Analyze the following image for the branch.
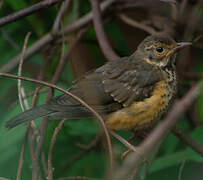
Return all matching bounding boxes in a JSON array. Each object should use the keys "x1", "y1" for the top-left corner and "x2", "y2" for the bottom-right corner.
[
  {"x1": 0, "y1": 0, "x2": 63, "y2": 27},
  {"x1": 0, "y1": 73, "x2": 114, "y2": 172},
  {"x1": 90, "y1": 0, "x2": 119, "y2": 61},
  {"x1": 112, "y1": 82, "x2": 202, "y2": 180},
  {"x1": 172, "y1": 126, "x2": 203, "y2": 156},
  {"x1": 0, "y1": 0, "x2": 116, "y2": 73},
  {"x1": 33, "y1": 28, "x2": 90, "y2": 179},
  {"x1": 61, "y1": 0, "x2": 116, "y2": 35},
  {"x1": 48, "y1": 118, "x2": 67, "y2": 180},
  {"x1": 118, "y1": 13, "x2": 157, "y2": 35},
  {"x1": 0, "y1": 33, "x2": 53, "y2": 73},
  {"x1": 52, "y1": 0, "x2": 72, "y2": 33},
  {"x1": 16, "y1": 32, "x2": 31, "y2": 180},
  {"x1": 64, "y1": 135, "x2": 101, "y2": 170}
]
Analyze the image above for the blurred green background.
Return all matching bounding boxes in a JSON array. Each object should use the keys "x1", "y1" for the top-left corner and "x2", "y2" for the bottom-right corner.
[{"x1": 0, "y1": 0, "x2": 203, "y2": 179}]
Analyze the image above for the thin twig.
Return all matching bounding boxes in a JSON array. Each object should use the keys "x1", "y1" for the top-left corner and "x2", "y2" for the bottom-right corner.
[
  {"x1": 90, "y1": 0, "x2": 119, "y2": 61},
  {"x1": 178, "y1": 159, "x2": 186, "y2": 180},
  {"x1": 52, "y1": 27, "x2": 89, "y2": 84},
  {"x1": 16, "y1": 32, "x2": 31, "y2": 180},
  {"x1": 64, "y1": 135, "x2": 101, "y2": 170},
  {"x1": 110, "y1": 131, "x2": 137, "y2": 153},
  {"x1": 0, "y1": 33, "x2": 53, "y2": 73},
  {"x1": 0, "y1": 0, "x2": 116, "y2": 73},
  {"x1": 112, "y1": 82, "x2": 202, "y2": 180},
  {"x1": 34, "y1": 27, "x2": 90, "y2": 179},
  {"x1": 193, "y1": 34, "x2": 203, "y2": 43},
  {"x1": 33, "y1": 45, "x2": 64, "y2": 180},
  {"x1": 52, "y1": 0, "x2": 71, "y2": 33},
  {"x1": 48, "y1": 118, "x2": 68, "y2": 180},
  {"x1": 172, "y1": 126, "x2": 203, "y2": 156},
  {"x1": 118, "y1": 14, "x2": 157, "y2": 35},
  {"x1": 0, "y1": 27, "x2": 20, "y2": 50},
  {"x1": 0, "y1": 73, "x2": 113, "y2": 174},
  {"x1": 31, "y1": 49, "x2": 55, "y2": 180},
  {"x1": 18, "y1": 32, "x2": 31, "y2": 111},
  {"x1": 61, "y1": 0, "x2": 116, "y2": 35},
  {"x1": 0, "y1": 0, "x2": 63, "y2": 27},
  {"x1": 41, "y1": 152, "x2": 48, "y2": 176},
  {"x1": 16, "y1": 130, "x2": 29, "y2": 180}
]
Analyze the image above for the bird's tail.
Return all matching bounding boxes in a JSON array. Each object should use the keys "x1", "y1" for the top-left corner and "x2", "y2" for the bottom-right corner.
[{"x1": 5, "y1": 104, "x2": 91, "y2": 129}]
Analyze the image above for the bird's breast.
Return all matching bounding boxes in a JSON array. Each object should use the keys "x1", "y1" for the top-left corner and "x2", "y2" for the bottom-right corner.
[{"x1": 106, "y1": 80, "x2": 176, "y2": 130}]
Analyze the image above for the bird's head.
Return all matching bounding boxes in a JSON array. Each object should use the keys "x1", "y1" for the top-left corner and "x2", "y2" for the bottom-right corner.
[{"x1": 137, "y1": 35, "x2": 192, "y2": 69}]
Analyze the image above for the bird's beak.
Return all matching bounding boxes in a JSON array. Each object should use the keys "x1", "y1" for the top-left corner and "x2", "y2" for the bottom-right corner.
[{"x1": 165, "y1": 42, "x2": 192, "y2": 58}]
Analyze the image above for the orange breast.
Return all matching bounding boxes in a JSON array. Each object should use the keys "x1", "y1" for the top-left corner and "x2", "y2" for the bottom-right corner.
[{"x1": 106, "y1": 80, "x2": 171, "y2": 130}]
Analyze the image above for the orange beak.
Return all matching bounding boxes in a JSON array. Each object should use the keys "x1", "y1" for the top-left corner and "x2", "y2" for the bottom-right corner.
[{"x1": 165, "y1": 42, "x2": 192, "y2": 58}]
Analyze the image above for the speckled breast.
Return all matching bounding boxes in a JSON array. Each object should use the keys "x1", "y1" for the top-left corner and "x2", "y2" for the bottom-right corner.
[{"x1": 106, "y1": 76, "x2": 177, "y2": 130}]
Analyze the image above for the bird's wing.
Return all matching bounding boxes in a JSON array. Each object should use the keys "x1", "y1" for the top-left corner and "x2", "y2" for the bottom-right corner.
[
  {"x1": 95, "y1": 58, "x2": 163, "y2": 107},
  {"x1": 47, "y1": 57, "x2": 162, "y2": 114}
]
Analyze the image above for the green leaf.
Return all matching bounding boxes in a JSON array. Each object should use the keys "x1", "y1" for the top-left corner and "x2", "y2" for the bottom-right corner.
[
  {"x1": 7, "y1": 0, "x2": 27, "y2": 10},
  {"x1": 161, "y1": 133, "x2": 179, "y2": 155}
]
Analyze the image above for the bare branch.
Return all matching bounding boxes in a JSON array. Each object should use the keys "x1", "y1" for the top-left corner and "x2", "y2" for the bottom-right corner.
[
  {"x1": 112, "y1": 82, "x2": 202, "y2": 180},
  {"x1": 90, "y1": 0, "x2": 119, "y2": 61},
  {"x1": 61, "y1": 0, "x2": 116, "y2": 35},
  {"x1": 16, "y1": 131, "x2": 29, "y2": 180},
  {"x1": 0, "y1": 73, "x2": 114, "y2": 173},
  {"x1": 118, "y1": 14, "x2": 157, "y2": 35},
  {"x1": 0, "y1": 0, "x2": 116, "y2": 73},
  {"x1": 18, "y1": 32, "x2": 31, "y2": 111},
  {"x1": 52, "y1": 0, "x2": 72, "y2": 33},
  {"x1": 0, "y1": 0, "x2": 64, "y2": 27},
  {"x1": 33, "y1": 27, "x2": 90, "y2": 179},
  {"x1": 16, "y1": 32, "x2": 31, "y2": 180},
  {"x1": 0, "y1": 28, "x2": 20, "y2": 50},
  {"x1": 172, "y1": 126, "x2": 203, "y2": 156},
  {"x1": 48, "y1": 118, "x2": 68, "y2": 180},
  {"x1": 178, "y1": 159, "x2": 186, "y2": 180},
  {"x1": 0, "y1": 33, "x2": 53, "y2": 73}
]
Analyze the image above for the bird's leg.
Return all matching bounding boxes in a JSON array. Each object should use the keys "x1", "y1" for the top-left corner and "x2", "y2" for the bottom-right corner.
[
  {"x1": 121, "y1": 149, "x2": 132, "y2": 159},
  {"x1": 128, "y1": 129, "x2": 149, "y2": 142},
  {"x1": 110, "y1": 131, "x2": 148, "y2": 162},
  {"x1": 120, "y1": 131, "x2": 138, "y2": 158},
  {"x1": 128, "y1": 130, "x2": 138, "y2": 142},
  {"x1": 122, "y1": 129, "x2": 150, "y2": 158}
]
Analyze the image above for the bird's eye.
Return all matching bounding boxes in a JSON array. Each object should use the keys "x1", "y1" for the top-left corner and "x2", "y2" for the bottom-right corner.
[{"x1": 156, "y1": 47, "x2": 164, "y2": 53}]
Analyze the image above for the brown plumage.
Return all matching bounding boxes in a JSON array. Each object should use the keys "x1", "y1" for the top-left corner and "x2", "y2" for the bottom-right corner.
[{"x1": 6, "y1": 35, "x2": 191, "y2": 130}]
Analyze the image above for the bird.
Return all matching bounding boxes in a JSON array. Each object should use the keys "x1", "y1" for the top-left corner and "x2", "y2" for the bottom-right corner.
[{"x1": 5, "y1": 34, "x2": 191, "y2": 131}]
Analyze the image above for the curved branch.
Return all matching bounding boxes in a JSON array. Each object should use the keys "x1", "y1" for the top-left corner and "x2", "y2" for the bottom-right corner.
[
  {"x1": 90, "y1": 0, "x2": 119, "y2": 61},
  {"x1": 118, "y1": 14, "x2": 157, "y2": 35},
  {"x1": 0, "y1": 0, "x2": 116, "y2": 73},
  {"x1": 0, "y1": 72, "x2": 114, "y2": 172},
  {"x1": 172, "y1": 126, "x2": 203, "y2": 156},
  {"x1": 0, "y1": 0, "x2": 64, "y2": 27},
  {"x1": 112, "y1": 82, "x2": 202, "y2": 180}
]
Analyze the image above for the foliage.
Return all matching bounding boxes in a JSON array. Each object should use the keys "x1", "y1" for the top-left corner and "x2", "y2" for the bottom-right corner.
[{"x1": 0, "y1": 0, "x2": 203, "y2": 180}]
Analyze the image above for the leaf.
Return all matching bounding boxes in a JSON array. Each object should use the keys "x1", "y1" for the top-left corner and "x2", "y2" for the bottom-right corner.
[
  {"x1": 161, "y1": 133, "x2": 179, "y2": 155},
  {"x1": 150, "y1": 149, "x2": 203, "y2": 173},
  {"x1": 7, "y1": 0, "x2": 27, "y2": 10}
]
